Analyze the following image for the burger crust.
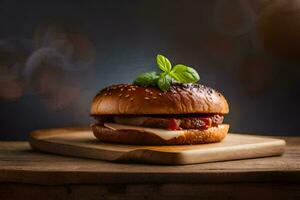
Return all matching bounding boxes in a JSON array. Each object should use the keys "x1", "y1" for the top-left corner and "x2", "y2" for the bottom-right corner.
[
  {"x1": 91, "y1": 124, "x2": 229, "y2": 145},
  {"x1": 91, "y1": 84, "x2": 229, "y2": 115}
]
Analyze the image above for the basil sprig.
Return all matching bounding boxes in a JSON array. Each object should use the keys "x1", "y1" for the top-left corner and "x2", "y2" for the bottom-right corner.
[
  {"x1": 133, "y1": 71, "x2": 159, "y2": 86},
  {"x1": 134, "y1": 54, "x2": 200, "y2": 92}
]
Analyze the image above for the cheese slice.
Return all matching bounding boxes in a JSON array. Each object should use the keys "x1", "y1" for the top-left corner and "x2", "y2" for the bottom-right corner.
[{"x1": 104, "y1": 123, "x2": 187, "y2": 141}]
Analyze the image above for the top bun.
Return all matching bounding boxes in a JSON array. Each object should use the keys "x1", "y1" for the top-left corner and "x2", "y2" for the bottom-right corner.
[{"x1": 91, "y1": 83, "x2": 229, "y2": 115}]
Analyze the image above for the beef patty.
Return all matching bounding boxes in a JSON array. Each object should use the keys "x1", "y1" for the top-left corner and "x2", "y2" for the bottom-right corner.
[{"x1": 96, "y1": 114, "x2": 224, "y2": 130}]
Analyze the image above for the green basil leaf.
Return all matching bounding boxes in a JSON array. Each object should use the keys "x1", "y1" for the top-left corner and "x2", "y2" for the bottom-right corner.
[
  {"x1": 133, "y1": 55, "x2": 201, "y2": 92},
  {"x1": 157, "y1": 74, "x2": 172, "y2": 92},
  {"x1": 133, "y1": 71, "x2": 159, "y2": 86},
  {"x1": 156, "y1": 54, "x2": 172, "y2": 72},
  {"x1": 170, "y1": 64, "x2": 200, "y2": 83}
]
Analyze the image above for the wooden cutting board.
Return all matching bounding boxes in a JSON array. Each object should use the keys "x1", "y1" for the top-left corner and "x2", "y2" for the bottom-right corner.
[{"x1": 29, "y1": 127, "x2": 286, "y2": 165}]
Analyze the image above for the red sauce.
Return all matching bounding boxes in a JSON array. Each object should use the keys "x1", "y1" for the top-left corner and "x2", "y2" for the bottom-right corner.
[{"x1": 168, "y1": 119, "x2": 180, "y2": 130}]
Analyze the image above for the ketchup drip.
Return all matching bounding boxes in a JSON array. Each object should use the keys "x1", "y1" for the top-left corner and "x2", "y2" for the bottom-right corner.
[{"x1": 168, "y1": 119, "x2": 180, "y2": 130}]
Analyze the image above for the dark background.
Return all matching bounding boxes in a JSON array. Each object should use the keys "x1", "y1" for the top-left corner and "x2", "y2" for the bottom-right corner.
[{"x1": 0, "y1": 0, "x2": 299, "y2": 140}]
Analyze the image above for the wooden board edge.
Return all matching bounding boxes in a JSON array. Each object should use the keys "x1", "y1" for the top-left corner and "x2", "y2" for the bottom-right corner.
[
  {"x1": 29, "y1": 134, "x2": 124, "y2": 161},
  {"x1": 115, "y1": 139, "x2": 286, "y2": 165},
  {"x1": 30, "y1": 127, "x2": 90, "y2": 139}
]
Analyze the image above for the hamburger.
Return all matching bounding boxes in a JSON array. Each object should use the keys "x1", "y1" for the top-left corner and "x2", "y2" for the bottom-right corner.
[{"x1": 90, "y1": 55, "x2": 229, "y2": 145}]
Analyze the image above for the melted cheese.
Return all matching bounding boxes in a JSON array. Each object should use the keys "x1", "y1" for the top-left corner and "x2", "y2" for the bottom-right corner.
[{"x1": 104, "y1": 123, "x2": 186, "y2": 141}]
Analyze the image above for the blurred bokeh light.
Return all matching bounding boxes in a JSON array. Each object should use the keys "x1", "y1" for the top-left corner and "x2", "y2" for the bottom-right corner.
[
  {"x1": 0, "y1": 39, "x2": 27, "y2": 100},
  {"x1": 257, "y1": 0, "x2": 300, "y2": 59}
]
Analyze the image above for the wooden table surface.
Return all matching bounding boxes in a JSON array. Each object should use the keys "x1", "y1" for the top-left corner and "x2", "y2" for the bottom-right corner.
[{"x1": 1, "y1": 136, "x2": 300, "y2": 200}]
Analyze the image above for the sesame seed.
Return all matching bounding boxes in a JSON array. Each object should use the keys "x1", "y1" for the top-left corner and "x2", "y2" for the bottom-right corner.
[
  {"x1": 104, "y1": 93, "x2": 107, "y2": 96},
  {"x1": 121, "y1": 88, "x2": 124, "y2": 91},
  {"x1": 119, "y1": 93, "x2": 123, "y2": 97},
  {"x1": 128, "y1": 89, "x2": 132, "y2": 91},
  {"x1": 130, "y1": 98, "x2": 134, "y2": 101},
  {"x1": 158, "y1": 93, "x2": 162, "y2": 96},
  {"x1": 132, "y1": 88, "x2": 136, "y2": 91},
  {"x1": 152, "y1": 96, "x2": 157, "y2": 99},
  {"x1": 145, "y1": 97, "x2": 150, "y2": 100},
  {"x1": 145, "y1": 89, "x2": 150, "y2": 92},
  {"x1": 150, "y1": 92, "x2": 153, "y2": 95},
  {"x1": 125, "y1": 94, "x2": 130, "y2": 98}
]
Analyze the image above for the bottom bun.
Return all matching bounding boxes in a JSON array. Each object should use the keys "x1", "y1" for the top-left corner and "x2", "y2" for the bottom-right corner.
[{"x1": 91, "y1": 124, "x2": 229, "y2": 145}]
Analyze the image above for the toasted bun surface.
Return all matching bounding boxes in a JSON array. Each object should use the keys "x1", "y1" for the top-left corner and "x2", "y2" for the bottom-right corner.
[
  {"x1": 91, "y1": 84, "x2": 229, "y2": 115},
  {"x1": 91, "y1": 124, "x2": 229, "y2": 145}
]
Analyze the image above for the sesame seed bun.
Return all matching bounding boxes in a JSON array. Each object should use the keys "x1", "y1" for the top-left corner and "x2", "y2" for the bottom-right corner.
[
  {"x1": 91, "y1": 83, "x2": 229, "y2": 115},
  {"x1": 90, "y1": 83, "x2": 229, "y2": 145},
  {"x1": 91, "y1": 123, "x2": 229, "y2": 145}
]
